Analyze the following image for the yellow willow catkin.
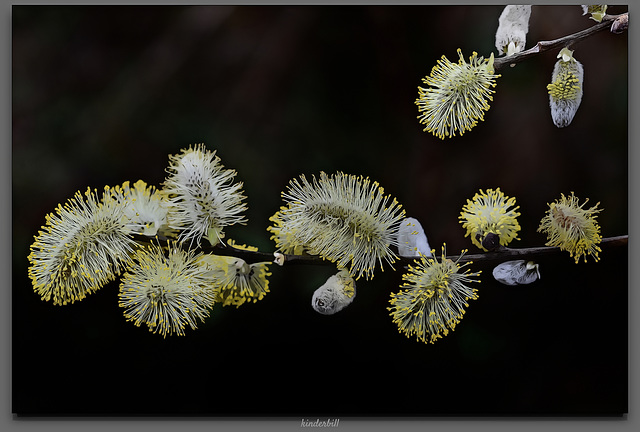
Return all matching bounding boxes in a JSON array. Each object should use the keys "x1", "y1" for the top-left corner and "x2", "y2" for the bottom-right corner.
[{"x1": 416, "y1": 49, "x2": 500, "y2": 139}]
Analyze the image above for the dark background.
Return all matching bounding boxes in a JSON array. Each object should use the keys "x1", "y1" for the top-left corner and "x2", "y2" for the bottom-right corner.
[{"x1": 12, "y1": 5, "x2": 628, "y2": 416}]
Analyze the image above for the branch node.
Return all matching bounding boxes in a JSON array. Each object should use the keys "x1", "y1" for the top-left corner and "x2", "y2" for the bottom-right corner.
[{"x1": 611, "y1": 13, "x2": 629, "y2": 34}]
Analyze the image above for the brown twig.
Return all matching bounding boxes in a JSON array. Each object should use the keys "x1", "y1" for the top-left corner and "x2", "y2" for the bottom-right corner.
[
  {"x1": 493, "y1": 12, "x2": 628, "y2": 72},
  {"x1": 440, "y1": 234, "x2": 628, "y2": 265},
  {"x1": 134, "y1": 233, "x2": 628, "y2": 269}
]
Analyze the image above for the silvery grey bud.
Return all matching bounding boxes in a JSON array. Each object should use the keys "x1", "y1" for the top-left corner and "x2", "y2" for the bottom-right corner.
[
  {"x1": 311, "y1": 270, "x2": 356, "y2": 315},
  {"x1": 547, "y1": 48, "x2": 584, "y2": 128},
  {"x1": 492, "y1": 260, "x2": 540, "y2": 286},
  {"x1": 495, "y1": 5, "x2": 532, "y2": 56},
  {"x1": 396, "y1": 217, "x2": 432, "y2": 258}
]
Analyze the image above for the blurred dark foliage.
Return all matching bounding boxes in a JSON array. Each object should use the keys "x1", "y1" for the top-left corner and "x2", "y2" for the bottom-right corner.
[{"x1": 12, "y1": 5, "x2": 627, "y2": 416}]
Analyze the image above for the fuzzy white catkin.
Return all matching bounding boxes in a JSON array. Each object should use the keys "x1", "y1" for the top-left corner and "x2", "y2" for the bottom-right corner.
[
  {"x1": 396, "y1": 217, "x2": 432, "y2": 258},
  {"x1": 548, "y1": 50, "x2": 584, "y2": 128},
  {"x1": 311, "y1": 270, "x2": 356, "y2": 315},
  {"x1": 495, "y1": 5, "x2": 532, "y2": 56},
  {"x1": 492, "y1": 260, "x2": 540, "y2": 286}
]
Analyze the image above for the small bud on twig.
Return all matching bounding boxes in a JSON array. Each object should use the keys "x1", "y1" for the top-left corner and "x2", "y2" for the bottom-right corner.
[
  {"x1": 481, "y1": 232, "x2": 502, "y2": 252},
  {"x1": 273, "y1": 252, "x2": 285, "y2": 266},
  {"x1": 611, "y1": 13, "x2": 628, "y2": 34}
]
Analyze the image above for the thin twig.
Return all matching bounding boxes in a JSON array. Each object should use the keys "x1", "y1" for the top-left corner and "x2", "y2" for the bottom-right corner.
[
  {"x1": 493, "y1": 13, "x2": 628, "y2": 72},
  {"x1": 134, "y1": 234, "x2": 628, "y2": 269},
  {"x1": 441, "y1": 234, "x2": 628, "y2": 266}
]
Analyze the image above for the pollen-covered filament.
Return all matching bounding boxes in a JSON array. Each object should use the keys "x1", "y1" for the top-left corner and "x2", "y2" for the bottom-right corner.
[
  {"x1": 388, "y1": 248, "x2": 481, "y2": 344},
  {"x1": 189, "y1": 179, "x2": 224, "y2": 232},
  {"x1": 538, "y1": 193, "x2": 602, "y2": 263},
  {"x1": 271, "y1": 172, "x2": 405, "y2": 280},
  {"x1": 416, "y1": 49, "x2": 500, "y2": 139},
  {"x1": 28, "y1": 187, "x2": 136, "y2": 305},
  {"x1": 118, "y1": 244, "x2": 216, "y2": 337},
  {"x1": 551, "y1": 206, "x2": 579, "y2": 231},
  {"x1": 459, "y1": 188, "x2": 521, "y2": 251},
  {"x1": 163, "y1": 143, "x2": 247, "y2": 246},
  {"x1": 305, "y1": 201, "x2": 384, "y2": 243},
  {"x1": 547, "y1": 70, "x2": 581, "y2": 100},
  {"x1": 300, "y1": 199, "x2": 397, "y2": 278}
]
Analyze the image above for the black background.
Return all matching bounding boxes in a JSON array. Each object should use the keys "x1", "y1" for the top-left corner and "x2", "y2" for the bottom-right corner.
[{"x1": 12, "y1": 5, "x2": 628, "y2": 416}]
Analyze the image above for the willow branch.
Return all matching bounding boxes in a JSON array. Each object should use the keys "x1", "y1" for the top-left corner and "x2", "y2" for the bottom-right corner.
[
  {"x1": 440, "y1": 235, "x2": 628, "y2": 266},
  {"x1": 135, "y1": 234, "x2": 628, "y2": 269},
  {"x1": 493, "y1": 12, "x2": 628, "y2": 72}
]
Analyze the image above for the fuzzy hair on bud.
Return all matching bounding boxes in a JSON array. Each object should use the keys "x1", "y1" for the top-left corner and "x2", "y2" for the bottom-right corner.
[
  {"x1": 396, "y1": 217, "x2": 432, "y2": 258},
  {"x1": 547, "y1": 48, "x2": 584, "y2": 128},
  {"x1": 312, "y1": 270, "x2": 356, "y2": 315},
  {"x1": 492, "y1": 260, "x2": 540, "y2": 286},
  {"x1": 495, "y1": 5, "x2": 532, "y2": 56}
]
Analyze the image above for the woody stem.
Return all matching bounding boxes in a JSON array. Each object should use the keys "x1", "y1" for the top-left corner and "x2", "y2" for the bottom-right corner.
[
  {"x1": 135, "y1": 234, "x2": 628, "y2": 267},
  {"x1": 493, "y1": 12, "x2": 628, "y2": 72}
]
